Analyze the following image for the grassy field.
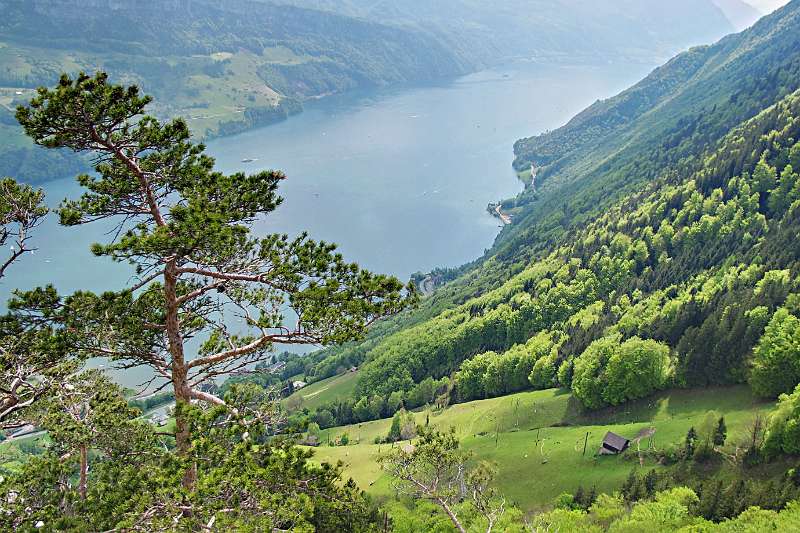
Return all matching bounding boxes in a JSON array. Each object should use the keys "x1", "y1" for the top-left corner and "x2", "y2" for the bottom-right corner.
[
  {"x1": 284, "y1": 371, "x2": 360, "y2": 411},
  {"x1": 307, "y1": 386, "x2": 776, "y2": 512}
]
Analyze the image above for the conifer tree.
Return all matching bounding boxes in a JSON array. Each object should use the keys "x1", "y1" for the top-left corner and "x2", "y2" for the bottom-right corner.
[
  {"x1": 621, "y1": 469, "x2": 638, "y2": 501},
  {"x1": 685, "y1": 427, "x2": 697, "y2": 458},
  {"x1": 713, "y1": 416, "x2": 727, "y2": 447},
  {"x1": 0, "y1": 179, "x2": 59, "y2": 428},
  {"x1": 574, "y1": 485, "x2": 586, "y2": 509},
  {"x1": 31, "y1": 369, "x2": 152, "y2": 500},
  {"x1": 16, "y1": 72, "x2": 413, "y2": 487}
]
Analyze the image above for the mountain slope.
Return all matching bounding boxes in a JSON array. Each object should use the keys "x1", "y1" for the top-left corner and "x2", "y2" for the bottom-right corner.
[
  {"x1": 505, "y1": 0, "x2": 800, "y2": 257},
  {"x1": 292, "y1": 1, "x2": 800, "y2": 428}
]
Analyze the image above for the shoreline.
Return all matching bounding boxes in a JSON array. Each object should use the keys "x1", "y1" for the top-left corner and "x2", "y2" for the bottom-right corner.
[{"x1": 487, "y1": 202, "x2": 513, "y2": 225}]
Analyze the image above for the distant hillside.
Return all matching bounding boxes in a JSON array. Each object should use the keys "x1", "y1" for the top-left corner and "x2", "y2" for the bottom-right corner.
[
  {"x1": 508, "y1": 0, "x2": 800, "y2": 244},
  {"x1": 0, "y1": 0, "x2": 468, "y2": 182},
  {"x1": 280, "y1": 0, "x2": 737, "y2": 65},
  {"x1": 0, "y1": 0, "x2": 738, "y2": 183}
]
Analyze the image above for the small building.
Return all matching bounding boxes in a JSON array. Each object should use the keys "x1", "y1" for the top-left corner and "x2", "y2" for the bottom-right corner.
[
  {"x1": 599, "y1": 431, "x2": 630, "y2": 455},
  {"x1": 292, "y1": 380, "x2": 307, "y2": 390}
]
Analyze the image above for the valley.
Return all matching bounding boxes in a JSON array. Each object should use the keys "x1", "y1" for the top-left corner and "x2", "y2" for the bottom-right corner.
[{"x1": 2, "y1": 1, "x2": 800, "y2": 531}]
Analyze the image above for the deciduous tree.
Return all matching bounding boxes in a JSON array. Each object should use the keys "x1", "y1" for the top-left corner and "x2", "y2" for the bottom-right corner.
[{"x1": 380, "y1": 428, "x2": 505, "y2": 533}]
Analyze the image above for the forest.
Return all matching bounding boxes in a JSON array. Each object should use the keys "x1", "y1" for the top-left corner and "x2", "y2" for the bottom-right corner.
[{"x1": 295, "y1": 0, "x2": 800, "y2": 423}]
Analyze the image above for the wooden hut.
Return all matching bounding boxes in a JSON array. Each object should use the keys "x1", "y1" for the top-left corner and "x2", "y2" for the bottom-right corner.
[{"x1": 599, "y1": 431, "x2": 630, "y2": 455}]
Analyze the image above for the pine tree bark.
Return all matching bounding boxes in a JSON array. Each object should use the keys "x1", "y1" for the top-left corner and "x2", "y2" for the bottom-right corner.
[
  {"x1": 79, "y1": 444, "x2": 88, "y2": 500},
  {"x1": 164, "y1": 258, "x2": 196, "y2": 490}
]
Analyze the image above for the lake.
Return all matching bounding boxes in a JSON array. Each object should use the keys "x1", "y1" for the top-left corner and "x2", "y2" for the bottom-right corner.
[{"x1": 0, "y1": 60, "x2": 651, "y2": 386}]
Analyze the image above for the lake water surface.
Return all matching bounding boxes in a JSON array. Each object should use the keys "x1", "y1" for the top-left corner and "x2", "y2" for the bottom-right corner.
[{"x1": 0, "y1": 61, "x2": 652, "y2": 386}]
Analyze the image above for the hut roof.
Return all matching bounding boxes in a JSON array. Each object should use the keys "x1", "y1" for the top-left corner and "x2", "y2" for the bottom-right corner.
[{"x1": 599, "y1": 431, "x2": 630, "y2": 455}]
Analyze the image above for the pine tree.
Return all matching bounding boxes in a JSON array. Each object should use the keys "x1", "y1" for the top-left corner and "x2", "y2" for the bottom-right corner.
[
  {"x1": 621, "y1": 469, "x2": 638, "y2": 501},
  {"x1": 0, "y1": 178, "x2": 56, "y2": 428},
  {"x1": 644, "y1": 469, "x2": 658, "y2": 497},
  {"x1": 630, "y1": 478, "x2": 646, "y2": 502},
  {"x1": 31, "y1": 369, "x2": 153, "y2": 500},
  {"x1": 685, "y1": 427, "x2": 697, "y2": 458},
  {"x1": 574, "y1": 485, "x2": 586, "y2": 509},
  {"x1": 713, "y1": 416, "x2": 727, "y2": 446},
  {"x1": 388, "y1": 411, "x2": 402, "y2": 442},
  {"x1": 16, "y1": 72, "x2": 413, "y2": 488},
  {"x1": 586, "y1": 485, "x2": 598, "y2": 509},
  {"x1": 699, "y1": 479, "x2": 724, "y2": 521}
]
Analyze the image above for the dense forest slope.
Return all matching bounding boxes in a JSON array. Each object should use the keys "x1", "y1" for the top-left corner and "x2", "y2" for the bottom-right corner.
[
  {"x1": 291, "y1": 1, "x2": 800, "y2": 430},
  {"x1": 0, "y1": 0, "x2": 736, "y2": 182}
]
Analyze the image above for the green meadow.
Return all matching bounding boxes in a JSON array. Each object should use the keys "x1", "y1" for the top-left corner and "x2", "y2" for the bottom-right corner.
[{"x1": 308, "y1": 386, "x2": 776, "y2": 512}]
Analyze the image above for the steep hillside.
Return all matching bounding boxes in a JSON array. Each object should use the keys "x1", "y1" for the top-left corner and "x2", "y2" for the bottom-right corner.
[
  {"x1": 291, "y1": 2, "x2": 800, "y2": 431},
  {"x1": 308, "y1": 386, "x2": 776, "y2": 512}
]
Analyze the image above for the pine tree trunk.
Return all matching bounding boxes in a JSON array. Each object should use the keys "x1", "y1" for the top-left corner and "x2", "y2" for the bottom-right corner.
[
  {"x1": 172, "y1": 372, "x2": 196, "y2": 490},
  {"x1": 79, "y1": 444, "x2": 88, "y2": 500},
  {"x1": 164, "y1": 260, "x2": 195, "y2": 490}
]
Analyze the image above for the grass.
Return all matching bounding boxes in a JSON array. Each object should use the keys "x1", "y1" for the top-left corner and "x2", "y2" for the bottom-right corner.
[
  {"x1": 307, "y1": 386, "x2": 775, "y2": 512},
  {"x1": 284, "y1": 371, "x2": 360, "y2": 411}
]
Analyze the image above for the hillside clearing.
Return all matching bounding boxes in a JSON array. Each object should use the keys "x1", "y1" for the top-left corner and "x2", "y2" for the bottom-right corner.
[{"x1": 308, "y1": 386, "x2": 775, "y2": 511}]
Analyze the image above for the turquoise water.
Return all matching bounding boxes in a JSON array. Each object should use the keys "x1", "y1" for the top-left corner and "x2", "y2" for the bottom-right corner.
[{"x1": 0, "y1": 61, "x2": 651, "y2": 386}]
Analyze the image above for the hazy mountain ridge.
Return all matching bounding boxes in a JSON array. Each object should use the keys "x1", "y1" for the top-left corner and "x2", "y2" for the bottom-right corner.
[
  {"x1": 509, "y1": 0, "x2": 800, "y2": 232},
  {"x1": 713, "y1": 0, "x2": 763, "y2": 30},
  {"x1": 0, "y1": 0, "x2": 470, "y2": 181},
  {"x1": 278, "y1": 0, "x2": 738, "y2": 65}
]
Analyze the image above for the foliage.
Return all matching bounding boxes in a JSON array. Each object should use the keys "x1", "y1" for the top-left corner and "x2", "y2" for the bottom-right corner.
[
  {"x1": 572, "y1": 336, "x2": 672, "y2": 409},
  {"x1": 454, "y1": 332, "x2": 555, "y2": 402},
  {"x1": 533, "y1": 486, "x2": 800, "y2": 532},
  {"x1": 384, "y1": 409, "x2": 417, "y2": 443},
  {"x1": 764, "y1": 383, "x2": 800, "y2": 456},
  {"x1": 1, "y1": 385, "x2": 381, "y2": 531},
  {"x1": 380, "y1": 428, "x2": 506, "y2": 533},
  {"x1": 0, "y1": 181, "x2": 70, "y2": 429},
  {"x1": 750, "y1": 307, "x2": 800, "y2": 398}
]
